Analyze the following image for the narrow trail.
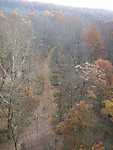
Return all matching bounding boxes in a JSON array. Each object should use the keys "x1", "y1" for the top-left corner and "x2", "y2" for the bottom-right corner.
[
  {"x1": 37, "y1": 55, "x2": 56, "y2": 137},
  {"x1": 19, "y1": 52, "x2": 57, "y2": 150}
]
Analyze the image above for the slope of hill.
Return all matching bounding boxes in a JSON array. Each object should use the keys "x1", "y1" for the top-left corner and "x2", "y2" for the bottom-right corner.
[
  {"x1": 0, "y1": 0, "x2": 113, "y2": 22},
  {"x1": 0, "y1": 1, "x2": 113, "y2": 150}
]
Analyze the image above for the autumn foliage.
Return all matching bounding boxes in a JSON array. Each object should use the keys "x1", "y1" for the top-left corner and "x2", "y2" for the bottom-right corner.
[
  {"x1": 56, "y1": 101, "x2": 93, "y2": 135},
  {"x1": 95, "y1": 59, "x2": 113, "y2": 86},
  {"x1": 102, "y1": 99, "x2": 113, "y2": 121},
  {"x1": 95, "y1": 59, "x2": 113, "y2": 72},
  {"x1": 25, "y1": 86, "x2": 33, "y2": 97},
  {"x1": 91, "y1": 142, "x2": 105, "y2": 150},
  {"x1": 85, "y1": 25, "x2": 106, "y2": 60},
  {"x1": 43, "y1": 10, "x2": 52, "y2": 17},
  {"x1": 0, "y1": 10, "x2": 5, "y2": 18},
  {"x1": 11, "y1": 10, "x2": 20, "y2": 16}
]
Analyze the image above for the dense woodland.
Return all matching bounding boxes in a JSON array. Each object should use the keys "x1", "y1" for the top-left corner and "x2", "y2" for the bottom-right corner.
[{"x1": 0, "y1": 0, "x2": 113, "y2": 150}]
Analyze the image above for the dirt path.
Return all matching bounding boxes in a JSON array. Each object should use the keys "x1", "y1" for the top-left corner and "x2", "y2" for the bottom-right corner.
[
  {"x1": 37, "y1": 56, "x2": 56, "y2": 136},
  {"x1": 19, "y1": 52, "x2": 57, "y2": 150}
]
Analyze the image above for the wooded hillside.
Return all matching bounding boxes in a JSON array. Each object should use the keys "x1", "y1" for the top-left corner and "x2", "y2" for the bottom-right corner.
[{"x1": 0, "y1": 1, "x2": 113, "y2": 150}]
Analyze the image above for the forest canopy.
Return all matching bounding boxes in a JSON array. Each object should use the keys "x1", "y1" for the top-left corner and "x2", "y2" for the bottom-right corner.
[{"x1": 0, "y1": 1, "x2": 113, "y2": 150}]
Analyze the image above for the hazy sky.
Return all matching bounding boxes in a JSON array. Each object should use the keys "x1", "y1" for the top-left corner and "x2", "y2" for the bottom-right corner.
[{"x1": 27, "y1": 0, "x2": 113, "y2": 11}]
